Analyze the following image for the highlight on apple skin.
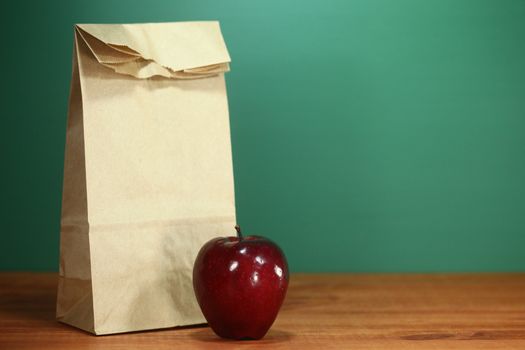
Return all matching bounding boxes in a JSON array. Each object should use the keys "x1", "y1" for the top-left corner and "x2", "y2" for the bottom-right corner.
[{"x1": 193, "y1": 226, "x2": 289, "y2": 340}]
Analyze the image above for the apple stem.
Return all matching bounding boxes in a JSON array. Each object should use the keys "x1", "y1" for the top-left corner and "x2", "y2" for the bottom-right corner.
[{"x1": 235, "y1": 225, "x2": 243, "y2": 240}]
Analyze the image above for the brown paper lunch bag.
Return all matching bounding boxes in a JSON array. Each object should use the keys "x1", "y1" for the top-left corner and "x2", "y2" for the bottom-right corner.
[{"x1": 56, "y1": 22, "x2": 236, "y2": 335}]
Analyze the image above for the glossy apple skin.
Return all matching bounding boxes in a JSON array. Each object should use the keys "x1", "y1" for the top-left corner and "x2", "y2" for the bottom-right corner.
[{"x1": 193, "y1": 235, "x2": 289, "y2": 340}]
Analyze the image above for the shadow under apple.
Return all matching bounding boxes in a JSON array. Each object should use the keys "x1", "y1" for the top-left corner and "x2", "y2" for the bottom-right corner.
[{"x1": 189, "y1": 327, "x2": 294, "y2": 343}]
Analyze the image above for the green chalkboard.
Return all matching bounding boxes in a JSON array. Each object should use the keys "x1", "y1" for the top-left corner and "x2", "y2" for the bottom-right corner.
[{"x1": 1, "y1": 0, "x2": 525, "y2": 272}]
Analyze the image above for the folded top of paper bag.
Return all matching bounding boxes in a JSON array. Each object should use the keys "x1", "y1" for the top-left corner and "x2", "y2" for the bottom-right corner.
[{"x1": 76, "y1": 22, "x2": 231, "y2": 79}]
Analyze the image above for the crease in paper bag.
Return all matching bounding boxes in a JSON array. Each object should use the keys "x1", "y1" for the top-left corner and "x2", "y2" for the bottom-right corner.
[{"x1": 76, "y1": 22, "x2": 231, "y2": 79}]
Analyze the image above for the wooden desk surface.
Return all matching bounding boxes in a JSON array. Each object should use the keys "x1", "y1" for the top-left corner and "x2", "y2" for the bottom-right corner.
[{"x1": 1, "y1": 273, "x2": 525, "y2": 349}]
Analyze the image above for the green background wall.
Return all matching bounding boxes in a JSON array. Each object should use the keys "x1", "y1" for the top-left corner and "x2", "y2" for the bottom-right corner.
[{"x1": 2, "y1": 0, "x2": 525, "y2": 272}]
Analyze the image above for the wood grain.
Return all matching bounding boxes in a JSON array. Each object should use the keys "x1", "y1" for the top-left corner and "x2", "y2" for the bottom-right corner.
[{"x1": 1, "y1": 273, "x2": 525, "y2": 349}]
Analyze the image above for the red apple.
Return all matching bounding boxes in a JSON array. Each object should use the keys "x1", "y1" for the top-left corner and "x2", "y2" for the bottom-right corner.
[{"x1": 193, "y1": 226, "x2": 289, "y2": 340}]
